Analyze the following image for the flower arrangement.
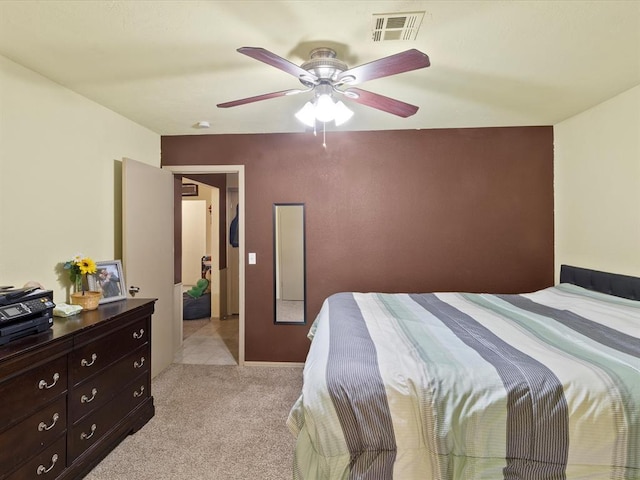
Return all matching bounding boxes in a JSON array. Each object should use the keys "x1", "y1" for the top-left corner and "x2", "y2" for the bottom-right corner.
[{"x1": 64, "y1": 254, "x2": 97, "y2": 294}]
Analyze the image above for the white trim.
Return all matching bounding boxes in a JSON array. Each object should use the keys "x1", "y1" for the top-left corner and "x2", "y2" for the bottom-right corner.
[
  {"x1": 243, "y1": 361, "x2": 305, "y2": 368},
  {"x1": 164, "y1": 165, "x2": 246, "y2": 366}
]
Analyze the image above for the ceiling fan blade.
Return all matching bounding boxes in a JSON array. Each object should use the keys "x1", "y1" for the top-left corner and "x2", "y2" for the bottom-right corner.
[
  {"x1": 338, "y1": 49, "x2": 430, "y2": 85},
  {"x1": 217, "y1": 88, "x2": 304, "y2": 108},
  {"x1": 342, "y1": 87, "x2": 419, "y2": 118},
  {"x1": 237, "y1": 47, "x2": 318, "y2": 83}
]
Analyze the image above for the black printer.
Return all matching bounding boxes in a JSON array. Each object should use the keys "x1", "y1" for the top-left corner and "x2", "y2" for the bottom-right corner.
[{"x1": 0, "y1": 288, "x2": 55, "y2": 345}]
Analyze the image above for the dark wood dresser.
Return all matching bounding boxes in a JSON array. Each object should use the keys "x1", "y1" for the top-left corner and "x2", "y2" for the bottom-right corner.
[{"x1": 0, "y1": 298, "x2": 155, "y2": 480}]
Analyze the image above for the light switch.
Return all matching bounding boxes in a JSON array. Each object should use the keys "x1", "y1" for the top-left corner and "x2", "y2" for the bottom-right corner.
[{"x1": 248, "y1": 252, "x2": 256, "y2": 265}]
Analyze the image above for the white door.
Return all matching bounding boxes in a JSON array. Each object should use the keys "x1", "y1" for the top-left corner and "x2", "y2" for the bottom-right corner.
[
  {"x1": 182, "y1": 200, "x2": 206, "y2": 286},
  {"x1": 208, "y1": 187, "x2": 221, "y2": 318},
  {"x1": 123, "y1": 158, "x2": 176, "y2": 377}
]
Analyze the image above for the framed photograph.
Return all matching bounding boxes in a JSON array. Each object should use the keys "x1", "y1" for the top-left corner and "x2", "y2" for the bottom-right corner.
[
  {"x1": 87, "y1": 260, "x2": 127, "y2": 304},
  {"x1": 182, "y1": 183, "x2": 198, "y2": 197}
]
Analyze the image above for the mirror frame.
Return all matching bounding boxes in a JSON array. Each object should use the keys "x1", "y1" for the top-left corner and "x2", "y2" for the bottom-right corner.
[{"x1": 273, "y1": 203, "x2": 306, "y2": 325}]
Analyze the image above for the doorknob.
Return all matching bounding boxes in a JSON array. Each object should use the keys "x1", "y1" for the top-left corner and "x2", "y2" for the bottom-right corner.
[{"x1": 128, "y1": 286, "x2": 140, "y2": 297}]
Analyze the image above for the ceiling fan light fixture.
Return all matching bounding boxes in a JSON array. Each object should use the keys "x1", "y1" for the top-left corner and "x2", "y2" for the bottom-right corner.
[
  {"x1": 314, "y1": 94, "x2": 336, "y2": 123},
  {"x1": 333, "y1": 101, "x2": 354, "y2": 126},
  {"x1": 295, "y1": 94, "x2": 354, "y2": 127},
  {"x1": 295, "y1": 101, "x2": 316, "y2": 127}
]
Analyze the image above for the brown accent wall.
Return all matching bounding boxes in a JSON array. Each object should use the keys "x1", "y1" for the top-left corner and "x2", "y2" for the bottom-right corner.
[{"x1": 162, "y1": 127, "x2": 554, "y2": 362}]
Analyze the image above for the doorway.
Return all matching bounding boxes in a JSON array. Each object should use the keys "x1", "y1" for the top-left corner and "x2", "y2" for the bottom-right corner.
[
  {"x1": 164, "y1": 165, "x2": 245, "y2": 366},
  {"x1": 178, "y1": 176, "x2": 238, "y2": 365}
]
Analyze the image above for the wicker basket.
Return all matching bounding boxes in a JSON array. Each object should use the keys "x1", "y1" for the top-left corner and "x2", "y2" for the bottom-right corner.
[{"x1": 70, "y1": 291, "x2": 102, "y2": 311}]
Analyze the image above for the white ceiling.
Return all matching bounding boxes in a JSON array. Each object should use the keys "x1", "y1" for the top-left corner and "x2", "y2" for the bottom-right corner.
[{"x1": 0, "y1": 1, "x2": 638, "y2": 136}]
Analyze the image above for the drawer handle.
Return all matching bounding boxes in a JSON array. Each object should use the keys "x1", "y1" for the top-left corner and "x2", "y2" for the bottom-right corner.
[
  {"x1": 81, "y1": 353, "x2": 98, "y2": 367},
  {"x1": 80, "y1": 423, "x2": 97, "y2": 441},
  {"x1": 133, "y1": 385, "x2": 145, "y2": 398},
  {"x1": 36, "y1": 453, "x2": 59, "y2": 475},
  {"x1": 38, "y1": 413, "x2": 60, "y2": 432},
  {"x1": 81, "y1": 388, "x2": 98, "y2": 403},
  {"x1": 38, "y1": 373, "x2": 60, "y2": 390},
  {"x1": 133, "y1": 328, "x2": 145, "y2": 340},
  {"x1": 134, "y1": 357, "x2": 145, "y2": 369}
]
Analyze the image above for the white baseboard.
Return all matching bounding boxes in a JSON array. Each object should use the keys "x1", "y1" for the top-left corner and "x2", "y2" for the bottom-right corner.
[{"x1": 243, "y1": 361, "x2": 305, "y2": 368}]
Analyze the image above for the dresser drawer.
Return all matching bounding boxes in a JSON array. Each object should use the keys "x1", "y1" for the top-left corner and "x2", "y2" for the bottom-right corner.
[
  {"x1": 0, "y1": 396, "x2": 66, "y2": 473},
  {"x1": 0, "y1": 299, "x2": 155, "y2": 480},
  {"x1": 68, "y1": 372, "x2": 150, "y2": 462},
  {"x1": 5, "y1": 435, "x2": 66, "y2": 480},
  {"x1": 0, "y1": 356, "x2": 67, "y2": 430},
  {"x1": 69, "y1": 344, "x2": 150, "y2": 424},
  {"x1": 69, "y1": 317, "x2": 148, "y2": 386}
]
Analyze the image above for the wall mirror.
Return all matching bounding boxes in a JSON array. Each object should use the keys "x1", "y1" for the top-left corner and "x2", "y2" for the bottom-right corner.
[{"x1": 274, "y1": 203, "x2": 306, "y2": 324}]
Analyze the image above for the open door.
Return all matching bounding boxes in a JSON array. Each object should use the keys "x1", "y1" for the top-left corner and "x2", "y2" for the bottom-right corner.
[{"x1": 123, "y1": 158, "x2": 177, "y2": 377}]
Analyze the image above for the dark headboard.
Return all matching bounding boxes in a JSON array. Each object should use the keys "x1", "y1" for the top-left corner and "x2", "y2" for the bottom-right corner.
[{"x1": 560, "y1": 265, "x2": 640, "y2": 301}]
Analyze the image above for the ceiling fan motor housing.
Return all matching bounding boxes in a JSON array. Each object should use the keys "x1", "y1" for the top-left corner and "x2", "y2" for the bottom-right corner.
[{"x1": 300, "y1": 48, "x2": 348, "y2": 85}]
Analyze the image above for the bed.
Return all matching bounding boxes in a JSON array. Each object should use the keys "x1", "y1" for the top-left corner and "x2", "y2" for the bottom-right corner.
[{"x1": 287, "y1": 265, "x2": 639, "y2": 479}]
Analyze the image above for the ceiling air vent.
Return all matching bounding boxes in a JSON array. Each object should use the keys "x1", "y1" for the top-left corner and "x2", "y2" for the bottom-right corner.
[{"x1": 372, "y1": 11, "x2": 425, "y2": 42}]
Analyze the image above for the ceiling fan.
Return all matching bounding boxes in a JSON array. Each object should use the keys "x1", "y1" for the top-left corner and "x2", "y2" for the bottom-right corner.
[{"x1": 217, "y1": 47, "x2": 430, "y2": 124}]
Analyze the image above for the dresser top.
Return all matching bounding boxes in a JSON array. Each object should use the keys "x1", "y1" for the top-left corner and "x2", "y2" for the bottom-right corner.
[{"x1": 0, "y1": 298, "x2": 156, "y2": 361}]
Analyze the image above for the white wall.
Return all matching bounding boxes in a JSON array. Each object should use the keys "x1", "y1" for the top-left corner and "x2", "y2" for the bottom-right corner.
[
  {"x1": 554, "y1": 84, "x2": 640, "y2": 278},
  {"x1": 0, "y1": 55, "x2": 160, "y2": 302}
]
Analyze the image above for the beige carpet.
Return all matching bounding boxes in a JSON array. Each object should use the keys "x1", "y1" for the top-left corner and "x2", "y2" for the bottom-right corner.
[{"x1": 85, "y1": 363, "x2": 304, "y2": 479}]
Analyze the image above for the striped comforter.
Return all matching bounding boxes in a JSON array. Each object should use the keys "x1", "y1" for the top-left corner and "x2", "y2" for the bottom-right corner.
[{"x1": 287, "y1": 284, "x2": 640, "y2": 479}]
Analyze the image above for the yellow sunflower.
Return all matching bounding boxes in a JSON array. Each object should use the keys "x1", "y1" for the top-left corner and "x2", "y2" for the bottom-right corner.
[{"x1": 78, "y1": 257, "x2": 97, "y2": 275}]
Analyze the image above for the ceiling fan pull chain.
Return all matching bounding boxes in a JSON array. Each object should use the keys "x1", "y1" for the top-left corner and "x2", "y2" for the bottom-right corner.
[{"x1": 322, "y1": 121, "x2": 327, "y2": 149}]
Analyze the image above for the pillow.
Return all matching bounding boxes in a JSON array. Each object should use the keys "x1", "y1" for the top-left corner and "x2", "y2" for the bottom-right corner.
[{"x1": 186, "y1": 278, "x2": 210, "y2": 298}]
